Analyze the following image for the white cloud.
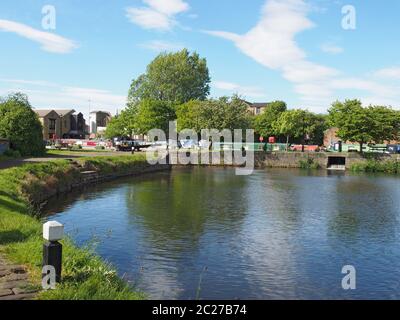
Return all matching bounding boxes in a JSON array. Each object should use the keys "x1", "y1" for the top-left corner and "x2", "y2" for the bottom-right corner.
[
  {"x1": 204, "y1": 0, "x2": 313, "y2": 70},
  {"x1": 126, "y1": 0, "x2": 189, "y2": 31},
  {"x1": 0, "y1": 79, "x2": 126, "y2": 117},
  {"x1": 0, "y1": 19, "x2": 78, "y2": 54},
  {"x1": 204, "y1": 0, "x2": 399, "y2": 112},
  {"x1": 144, "y1": 0, "x2": 189, "y2": 16},
  {"x1": 374, "y1": 67, "x2": 400, "y2": 80},
  {"x1": 139, "y1": 40, "x2": 185, "y2": 52},
  {"x1": 213, "y1": 81, "x2": 267, "y2": 99},
  {"x1": 321, "y1": 43, "x2": 344, "y2": 54}
]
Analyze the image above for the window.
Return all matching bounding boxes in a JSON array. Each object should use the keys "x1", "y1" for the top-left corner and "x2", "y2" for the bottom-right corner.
[
  {"x1": 255, "y1": 107, "x2": 261, "y2": 115},
  {"x1": 49, "y1": 118, "x2": 56, "y2": 130}
]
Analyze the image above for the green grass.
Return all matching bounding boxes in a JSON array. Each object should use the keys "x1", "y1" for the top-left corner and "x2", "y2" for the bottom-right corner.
[
  {"x1": 0, "y1": 155, "x2": 151, "y2": 300},
  {"x1": 298, "y1": 158, "x2": 321, "y2": 169},
  {"x1": 350, "y1": 159, "x2": 400, "y2": 174},
  {"x1": 45, "y1": 149, "x2": 114, "y2": 156}
]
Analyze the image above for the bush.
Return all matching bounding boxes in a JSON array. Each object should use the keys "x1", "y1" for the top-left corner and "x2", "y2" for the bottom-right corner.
[
  {"x1": 70, "y1": 145, "x2": 83, "y2": 150},
  {"x1": 299, "y1": 158, "x2": 320, "y2": 169},
  {"x1": 350, "y1": 160, "x2": 400, "y2": 174},
  {"x1": 4, "y1": 149, "x2": 21, "y2": 158},
  {"x1": 0, "y1": 93, "x2": 45, "y2": 156}
]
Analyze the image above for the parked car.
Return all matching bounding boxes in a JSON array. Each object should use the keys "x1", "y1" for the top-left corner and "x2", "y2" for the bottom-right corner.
[{"x1": 387, "y1": 144, "x2": 400, "y2": 154}]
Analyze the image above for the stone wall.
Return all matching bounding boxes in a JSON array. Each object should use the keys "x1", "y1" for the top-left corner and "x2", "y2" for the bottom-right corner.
[
  {"x1": 254, "y1": 151, "x2": 400, "y2": 169},
  {"x1": 25, "y1": 160, "x2": 171, "y2": 210}
]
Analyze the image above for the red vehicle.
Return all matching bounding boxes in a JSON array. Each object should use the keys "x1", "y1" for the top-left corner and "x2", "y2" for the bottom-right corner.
[{"x1": 290, "y1": 145, "x2": 320, "y2": 152}]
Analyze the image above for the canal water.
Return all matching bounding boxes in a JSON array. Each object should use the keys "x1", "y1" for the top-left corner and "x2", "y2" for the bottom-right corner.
[{"x1": 43, "y1": 167, "x2": 400, "y2": 299}]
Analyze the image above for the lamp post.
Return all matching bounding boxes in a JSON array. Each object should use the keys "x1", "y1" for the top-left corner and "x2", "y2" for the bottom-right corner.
[{"x1": 42, "y1": 221, "x2": 64, "y2": 284}]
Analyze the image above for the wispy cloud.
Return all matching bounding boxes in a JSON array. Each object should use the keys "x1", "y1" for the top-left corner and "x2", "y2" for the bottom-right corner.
[
  {"x1": 0, "y1": 19, "x2": 78, "y2": 54},
  {"x1": 0, "y1": 79, "x2": 125, "y2": 116},
  {"x1": 321, "y1": 43, "x2": 344, "y2": 54},
  {"x1": 139, "y1": 40, "x2": 185, "y2": 52},
  {"x1": 126, "y1": 0, "x2": 189, "y2": 31},
  {"x1": 213, "y1": 81, "x2": 267, "y2": 99},
  {"x1": 204, "y1": 0, "x2": 399, "y2": 111},
  {"x1": 374, "y1": 67, "x2": 400, "y2": 80}
]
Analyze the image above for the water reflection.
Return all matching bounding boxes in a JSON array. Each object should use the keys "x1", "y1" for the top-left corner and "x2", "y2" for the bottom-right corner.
[{"x1": 44, "y1": 167, "x2": 400, "y2": 299}]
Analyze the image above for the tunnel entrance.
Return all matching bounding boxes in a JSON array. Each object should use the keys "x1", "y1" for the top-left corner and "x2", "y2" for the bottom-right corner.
[{"x1": 327, "y1": 156, "x2": 346, "y2": 171}]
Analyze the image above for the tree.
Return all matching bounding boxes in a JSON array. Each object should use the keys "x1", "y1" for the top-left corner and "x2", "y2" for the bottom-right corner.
[
  {"x1": 135, "y1": 100, "x2": 176, "y2": 135},
  {"x1": 303, "y1": 112, "x2": 328, "y2": 146},
  {"x1": 367, "y1": 105, "x2": 399, "y2": 143},
  {"x1": 254, "y1": 101, "x2": 287, "y2": 138},
  {"x1": 274, "y1": 109, "x2": 306, "y2": 150},
  {"x1": 0, "y1": 93, "x2": 44, "y2": 156},
  {"x1": 176, "y1": 96, "x2": 252, "y2": 133},
  {"x1": 328, "y1": 100, "x2": 374, "y2": 152},
  {"x1": 128, "y1": 49, "x2": 211, "y2": 104},
  {"x1": 104, "y1": 104, "x2": 138, "y2": 138}
]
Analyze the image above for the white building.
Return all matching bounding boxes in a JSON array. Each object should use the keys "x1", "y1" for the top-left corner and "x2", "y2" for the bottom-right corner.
[{"x1": 89, "y1": 111, "x2": 112, "y2": 135}]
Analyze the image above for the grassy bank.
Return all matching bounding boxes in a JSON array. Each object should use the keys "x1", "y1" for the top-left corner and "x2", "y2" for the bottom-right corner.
[
  {"x1": 350, "y1": 159, "x2": 400, "y2": 174},
  {"x1": 0, "y1": 154, "x2": 155, "y2": 300},
  {"x1": 298, "y1": 158, "x2": 321, "y2": 169}
]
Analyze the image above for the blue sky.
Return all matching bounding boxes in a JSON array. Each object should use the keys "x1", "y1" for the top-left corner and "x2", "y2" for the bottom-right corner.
[{"x1": 0, "y1": 0, "x2": 399, "y2": 118}]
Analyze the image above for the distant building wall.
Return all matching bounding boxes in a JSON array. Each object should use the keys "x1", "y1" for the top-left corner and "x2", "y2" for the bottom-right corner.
[
  {"x1": 89, "y1": 111, "x2": 112, "y2": 134},
  {"x1": 39, "y1": 111, "x2": 61, "y2": 140}
]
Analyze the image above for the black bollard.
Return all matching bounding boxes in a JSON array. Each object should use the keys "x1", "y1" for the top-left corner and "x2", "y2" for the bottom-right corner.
[
  {"x1": 43, "y1": 241, "x2": 62, "y2": 283},
  {"x1": 42, "y1": 221, "x2": 64, "y2": 285}
]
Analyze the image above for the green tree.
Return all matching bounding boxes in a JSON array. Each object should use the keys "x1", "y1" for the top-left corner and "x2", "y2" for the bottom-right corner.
[
  {"x1": 128, "y1": 49, "x2": 211, "y2": 104},
  {"x1": 176, "y1": 96, "x2": 252, "y2": 133},
  {"x1": 367, "y1": 105, "x2": 399, "y2": 143},
  {"x1": 104, "y1": 115, "x2": 127, "y2": 139},
  {"x1": 135, "y1": 100, "x2": 176, "y2": 135},
  {"x1": 328, "y1": 100, "x2": 374, "y2": 152},
  {"x1": 254, "y1": 101, "x2": 287, "y2": 138},
  {"x1": 104, "y1": 104, "x2": 138, "y2": 138},
  {"x1": 303, "y1": 112, "x2": 328, "y2": 146},
  {"x1": 0, "y1": 93, "x2": 44, "y2": 156},
  {"x1": 274, "y1": 109, "x2": 306, "y2": 150}
]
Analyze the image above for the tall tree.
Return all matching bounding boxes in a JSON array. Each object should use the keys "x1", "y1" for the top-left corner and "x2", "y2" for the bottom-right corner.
[
  {"x1": 134, "y1": 100, "x2": 176, "y2": 135},
  {"x1": 328, "y1": 100, "x2": 373, "y2": 153},
  {"x1": 128, "y1": 49, "x2": 211, "y2": 104},
  {"x1": 254, "y1": 101, "x2": 287, "y2": 138},
  {"x1": 0, "y1": 93, "x2": 44, "y2": 156},
  {"x1": 367, "y1": 105, "x2": 399, "y2": 143},
  {"x1": 303, "y1": 112, "x2": 328, "y2": 146},
  {"x1": 274, "y1": 109, "x2": 306, "y2": 150},
  {"x1": 176, "y1": 96, "x2": 252, "y2": 133}
]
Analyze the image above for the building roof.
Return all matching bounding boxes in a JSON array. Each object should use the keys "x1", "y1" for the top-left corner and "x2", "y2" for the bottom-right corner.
[
  {"x1": 35, "y1": 109, "x2": 75, "y2": 117},
  {"x1": 251, "y1": 103, "x2": 269, "y2": 108},
  {"x1": 90, "y1": 110, "x2": 111, "y2": 116},
  {"x1": 35, "y1": 110, "x2": 55, "y2": 117},
  {"x1": 240, "y1": 100, "x2": 270, "y2": 108},
  {"x1": 54, "y1": 109, "x2": 75, "y2": 116}
]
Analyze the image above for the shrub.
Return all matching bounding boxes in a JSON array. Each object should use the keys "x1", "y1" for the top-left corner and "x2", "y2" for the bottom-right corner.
[
  {"x1": 0, "y1": 93, "x2": 45, "y2": 156},
  {"x1": 350, "y1": 160, "x2": 400, "y2": 173},
  {"x1": 299, "y1": 158, "x2": 320, "y2": 169},
  {"x1": 4, "y1": 149, "x2": 22, "y2": 158}
]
